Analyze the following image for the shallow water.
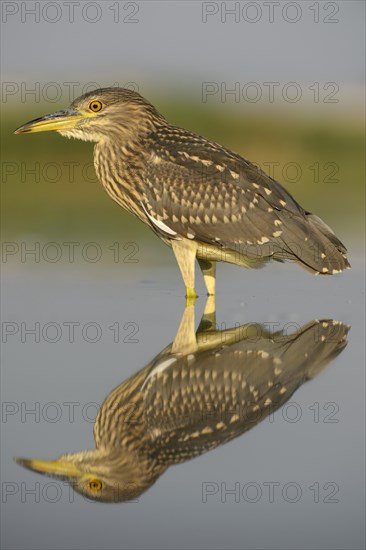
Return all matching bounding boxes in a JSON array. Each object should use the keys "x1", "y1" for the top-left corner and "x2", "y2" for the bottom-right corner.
[{"x1": 1, "y1": 250, "x2": 365, "y2": 550}]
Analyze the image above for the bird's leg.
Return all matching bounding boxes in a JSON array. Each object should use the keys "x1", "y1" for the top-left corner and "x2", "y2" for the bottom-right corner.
[
  {"x1": 197, "y1": 295, "x2": 217, "y2": 332},
  {"x1": 171, "y1": 302, "x2": 198, "y2": 355},
  {"x1": 198, "y1": 259, "x2": 216, "y2": 296},
  {"x1": 171, "y1": 239, "x2": 198, "y2": 302}
]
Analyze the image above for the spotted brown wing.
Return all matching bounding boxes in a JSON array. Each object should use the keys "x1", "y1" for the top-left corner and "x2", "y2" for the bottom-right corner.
[
  {"x1": 142, "y1": 130, "x2": 349, "y2": 273},
  {"x1": 142, "y1": 320, "x2": 348, "y2": 465}
]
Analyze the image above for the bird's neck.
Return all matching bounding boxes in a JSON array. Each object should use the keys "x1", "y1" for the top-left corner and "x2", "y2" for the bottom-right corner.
[
  {"x1": 94, "y1": 139, "x2": 141, "y2": 215},
  {"x1": 93, "y1": 121, "x2": 162, "y2": 220},
  {"x1": 94, "y1": 365, "x2": 153, "y2": 450}
]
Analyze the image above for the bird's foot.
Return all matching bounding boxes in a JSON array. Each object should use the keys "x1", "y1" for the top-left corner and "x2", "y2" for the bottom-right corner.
[{"x1": 185, "y1": 287, "x2": 198, "y2": 306}]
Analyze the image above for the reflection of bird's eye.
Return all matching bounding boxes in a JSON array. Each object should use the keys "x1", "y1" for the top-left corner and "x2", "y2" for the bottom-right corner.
[
  {"x1": 89, "y1": 100, "x2": 103, "y2": 112},
  {"x1": 88, "y1": 479, "x2": 103, "y2": 492}
]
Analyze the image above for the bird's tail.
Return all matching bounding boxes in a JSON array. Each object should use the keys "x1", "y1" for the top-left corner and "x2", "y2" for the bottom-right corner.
[
  {"x1": 274, "y1": 212, "x2": 351, "y2": 274},
  {"x1": 274, "y1": 319, "x2": 350, "y2": 381}
]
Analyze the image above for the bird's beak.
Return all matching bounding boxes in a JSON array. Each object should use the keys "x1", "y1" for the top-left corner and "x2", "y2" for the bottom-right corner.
[
  {"x1": 14, "y1": 108, "x2": 84, "y2": 134},
  {"x1": 15, "y1": 456, "x2": 83, "y2": 480}
]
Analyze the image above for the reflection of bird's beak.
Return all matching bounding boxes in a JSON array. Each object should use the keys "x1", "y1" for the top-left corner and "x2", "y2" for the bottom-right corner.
[
  {"x1": 14, "y1": 109, "x2": 84, "y2": 134},
  {"x1": 15, "y1": 457, "x2": 82, "y2": 480}
]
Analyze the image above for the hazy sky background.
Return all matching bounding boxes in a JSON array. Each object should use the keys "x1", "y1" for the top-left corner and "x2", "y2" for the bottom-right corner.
[{"x1": 1, "y1": 0, "x2": 364, "y2": 104}]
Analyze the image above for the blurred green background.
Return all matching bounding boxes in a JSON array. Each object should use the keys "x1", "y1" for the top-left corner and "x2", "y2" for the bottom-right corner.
[
  {"x1": 1, "y1": 2, "x2": 364, "y2": 266},
  {"x1": 2, "y1": 97, "x2": 364, "y2": 257}
]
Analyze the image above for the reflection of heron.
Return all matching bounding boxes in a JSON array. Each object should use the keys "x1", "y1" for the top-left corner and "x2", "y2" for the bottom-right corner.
[
  {"x1": 16, "y1": 300, "x2": 349, "y2": 502},
  {"x1": 15, "y1": 88, "x2": 350, "y2": 298}
]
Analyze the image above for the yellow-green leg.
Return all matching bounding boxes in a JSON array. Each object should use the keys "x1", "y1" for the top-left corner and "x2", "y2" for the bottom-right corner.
[
  {"x1": 197, "y1": 295, "x2": 217, "y2": 332},
  {"x1": 198, "y1": 258, "x2": 216, "y2": 296},
  {"x1": 171, "y1": 238, "x2": 198, "y2": 303},
  {"x1": 171, "y1": 301, "x2": 198, "y2": 355}
]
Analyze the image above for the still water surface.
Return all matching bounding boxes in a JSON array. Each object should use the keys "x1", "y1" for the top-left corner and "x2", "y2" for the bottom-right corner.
[{"x1": 1, "y1": 252, "x2": 365, "y2": 549}]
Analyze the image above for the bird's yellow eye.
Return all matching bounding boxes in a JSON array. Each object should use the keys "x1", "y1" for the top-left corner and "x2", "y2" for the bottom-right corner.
[
  {"x1": 88, "y1": 100, "x2": 103, "y2": 113},
  {"x1": 88, "y1": 479, "x2": 103, "y2": 492}
]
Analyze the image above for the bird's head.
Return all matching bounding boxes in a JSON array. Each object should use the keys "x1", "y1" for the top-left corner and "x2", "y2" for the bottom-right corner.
[
  {"x1": 15, "y1": 448, "x2": 161, "y2": 503},
  {"x1": 14, "y1": 87, "x2": 164, "y2": 142}
]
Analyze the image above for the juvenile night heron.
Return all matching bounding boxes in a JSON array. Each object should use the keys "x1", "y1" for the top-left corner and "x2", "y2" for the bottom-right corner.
[
  {"x1": 16, "y1": 300, "x2": 349, "y2": 502},
  {"x1": 15, "y1": 88, "x2": 350, "y2": 298}
]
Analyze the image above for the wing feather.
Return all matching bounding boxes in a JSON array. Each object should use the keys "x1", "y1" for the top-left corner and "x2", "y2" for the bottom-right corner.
[
  {"x1": 142, "y1": 320, "x2": 349, "y2": 464},
  {"x1": 142, "y1": 130, "x2": 349, "y2": 272}
]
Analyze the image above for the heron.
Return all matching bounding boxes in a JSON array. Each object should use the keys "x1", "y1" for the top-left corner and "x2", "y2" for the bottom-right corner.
[{"x1": 15, "y1": 88, "x2": 350, "y2": 298}]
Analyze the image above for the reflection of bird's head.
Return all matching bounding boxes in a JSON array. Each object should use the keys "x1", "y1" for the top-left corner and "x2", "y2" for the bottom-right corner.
[
  {"x1": 14, "y1": 88, "x2": 164, "y2": 142},
  {"x1": 16, "y1": 448, "x2": 162, "y2": 503}
]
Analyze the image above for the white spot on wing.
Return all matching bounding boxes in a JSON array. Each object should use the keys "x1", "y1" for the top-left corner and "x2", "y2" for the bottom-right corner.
[
  {"x1": 151, "y1": 153, "x2": 162, "y2": 165},
  {"x1": 141, "y1": 357, "x2": 177, "y2": 390},
  {"x1": 141, "y1": 203, "x2": 177, "y2": 237},
  {"x1": 230, "y1": 170, "x2": 239, "y2": 180},
  {"x1": 201, "y1": 426, "x2": 213, "y2": 434}
]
